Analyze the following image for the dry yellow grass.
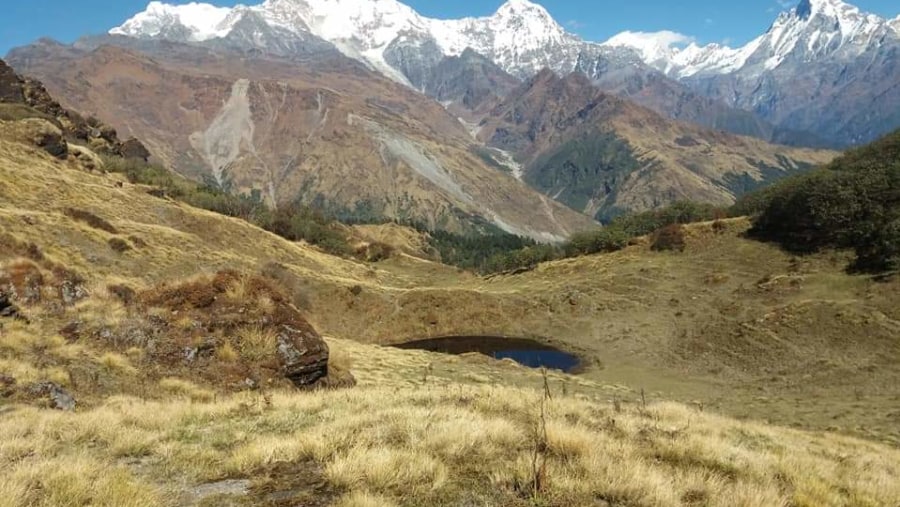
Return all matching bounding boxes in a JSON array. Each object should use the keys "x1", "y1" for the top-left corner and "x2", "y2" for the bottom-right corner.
[
  {"x1": 2, "y1": 120, "x2": 900, "y2": 505},
  {"x1": 157, "y1": 378, "x2": 215, "y2": 403},
  {"x1": 235, "y1": 326, "x2": 279, "y2": 362},
  {"x1": 1, "y1": 339, "x2": 898, "y2": 506}
]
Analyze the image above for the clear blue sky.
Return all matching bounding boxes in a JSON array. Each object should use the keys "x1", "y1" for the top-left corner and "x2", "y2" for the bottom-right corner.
[{"x1": 2, "y1": 0, "x2": 898, "y2": 56}]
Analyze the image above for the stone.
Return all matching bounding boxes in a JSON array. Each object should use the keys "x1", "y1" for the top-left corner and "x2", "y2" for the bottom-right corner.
[
  {"x1": 36, "y1": 130, "x2": 68, "y2": 159},
  {"x1": 58, "y1": 278, "x2": 89, "y2": 306},
  {"x1": 184, "y1": 338, "x2": 217, "y2": 363},
  {"x1": 0, "y1": 291, "x2": 25, "y2": 321},
  {"x1": 31, "y1": 382, "x2": 76, "y2": 411},
  {"x1": 276, "y1": 324, "x2": 329, "y2": 387},
  {"x1": 119, "y1": 138, "x2": 151, "y2": 162},
  {"x1": 187, "y1": 479, "x2": 250, "y2": 503}
]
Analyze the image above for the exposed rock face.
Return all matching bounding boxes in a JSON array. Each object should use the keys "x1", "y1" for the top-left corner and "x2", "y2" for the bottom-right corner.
[
  {"x1": 0, "y1": 60, "x2": 25, "y2": 102},
  {"x1": 0, "y1": 57, "x2": 153, "y2": 160},
  {"x1": 413, "y1": 49, "x2": 521, "y2": 116},
  {"x1": 276, "y1": 324, "x2": 329, "y2": 387}
]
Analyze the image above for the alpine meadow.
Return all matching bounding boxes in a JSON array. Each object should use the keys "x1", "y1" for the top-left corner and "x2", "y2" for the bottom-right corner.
[{"x1": 1, "y1": 0, "x2": 899, "y2": 506}]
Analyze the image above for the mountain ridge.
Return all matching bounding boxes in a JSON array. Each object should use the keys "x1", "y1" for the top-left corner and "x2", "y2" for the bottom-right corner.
[
  {"x1": 4, "y1": 44, "x2": 598, "y2": 242},
  {"x1": 101, "y1": 0, "x2": 900, "y2": 147},
  {"x1": 477, "y1": 69, "x2": 836, "y2": 220}
]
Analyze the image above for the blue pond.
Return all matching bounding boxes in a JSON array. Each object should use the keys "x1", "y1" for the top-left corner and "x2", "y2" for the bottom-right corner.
[{"x1": 394, "y1": 336, "x2": 581, "y2": 373}]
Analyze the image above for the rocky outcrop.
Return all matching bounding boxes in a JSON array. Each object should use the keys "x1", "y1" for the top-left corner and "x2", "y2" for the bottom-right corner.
[
  {"x1": 0, "y1": 58, "x2": 151, "y2": 160},
  {"x1": 29, "y1": 381, "x2": 77, "y2": 411},
  {"x1": 0, "y1": 59, "x2": 25, "y2": 102},
  {"x1": 140, "y1": 270, "x2": 331, "y2": 388},
  {"x1": 276, "y1": 324, "x2": 329, "y2": 387}
]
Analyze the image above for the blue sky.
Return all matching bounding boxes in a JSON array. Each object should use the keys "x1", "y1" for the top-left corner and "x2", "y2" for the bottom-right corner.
[{"x1": 2, "y1": 0, "x2": 898, "y2": 56}]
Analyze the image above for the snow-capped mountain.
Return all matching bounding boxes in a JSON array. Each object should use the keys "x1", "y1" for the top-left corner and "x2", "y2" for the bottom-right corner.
[
  {"x1": 604, "y1": 0, "x2": 899, "y2": 78},
  {"x1": 108, "y1": 0, "x2": 898, "y2": 146},
  {"x1": 111, "y1": 0, "x2": 597, "y2": 82}
]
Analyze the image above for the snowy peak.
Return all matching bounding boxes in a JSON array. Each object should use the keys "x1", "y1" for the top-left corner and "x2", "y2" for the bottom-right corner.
[
  {"x1": 111, "y1": 1, "x2": 235, "y2": 41},
  {"x1": 758, "y1": 0, "x2": 894, "y2": 69},
  {"x1": 109, "y1": 0, "x2": 580, "y2": 78},
  {"x1": 482, "y1": 0, "x2": 570, "y2": 52},
  {"x1": 108, "y1": 0, "x2": 896, "y2": 82},
  {"x1": 492, "y1": 0, "x2": 557, "y2": 25},
  {"x1": 775, "y1": 0, "x2": 884, "y2": 36},
  {"x1": 794, "y1": 0, "x2": 862, "y2": 21},
  {"x1": 602, "y1": 0, "x2": 897, "y2": 78},
  {"x1": 602, "y1": 31, "x2": 694, "y2": 72}
]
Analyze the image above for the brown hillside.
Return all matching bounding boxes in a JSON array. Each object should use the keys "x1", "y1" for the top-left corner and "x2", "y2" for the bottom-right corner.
[
  {"x1": 1, "y1": 115, "x2": 899, "y2": 506},
  {"x1": 6, "y1": 44, "x2": 596, "y2": 241},
  {"x1": 479, "y1": 70, "x2": 836, "y2": 218}
]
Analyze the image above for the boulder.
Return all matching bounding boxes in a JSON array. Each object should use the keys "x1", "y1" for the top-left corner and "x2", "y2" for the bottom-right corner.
[
  {"x1": 35, "y1": 129, "x2": 68, "y2": 159},
  {"x1": 0, "y1": 292, "x2": 23, "y2": 320},
  {"x1": 276, "y1": 323, "x2": 329, "y2": 387},
  {"x1": 119, "y1": 138, "x2": 151, "y2": 162},
  {"x1": 30, "y1": 382, "x2": 76, "y2": 411},
  {"x1": 55, "y1": 270, "x2": 89, "y2": 306}
]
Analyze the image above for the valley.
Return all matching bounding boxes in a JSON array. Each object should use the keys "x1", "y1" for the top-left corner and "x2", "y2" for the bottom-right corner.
[
  {"x1": 1, "y1": 0, "x2": 899, "y2": 505},
  {"x1": 1, "y1": 111, "x2": 899, "y2": 505}
]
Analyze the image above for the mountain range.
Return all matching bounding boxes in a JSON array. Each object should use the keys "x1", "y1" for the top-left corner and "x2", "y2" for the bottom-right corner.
[
  {"x1": 6, "y1": 0, "x2": 887, "y2": 231},
  {"x1": 103, "y1": 0, "x2": 899, "y2": 148}
]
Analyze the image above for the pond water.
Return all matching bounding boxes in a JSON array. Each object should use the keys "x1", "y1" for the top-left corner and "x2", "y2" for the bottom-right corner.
[{"x1": 394, "y1": 336, "x2": 581, "y2": 373}]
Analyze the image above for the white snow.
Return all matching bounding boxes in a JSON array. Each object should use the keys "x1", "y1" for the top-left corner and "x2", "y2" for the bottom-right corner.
[
  {"x1": 110, "y1": 0, "x2": 577, "y2": 78},
  {"x1": 111, "y1": 1, "x2": 237, "y2": 41},
  {"x1": 601, "y1": 0, "x2": 896, "y2": 77},
  {"x1": 603, "y1": 31, "x2": 695, "y2": 73},
  {"x1": 111, "y1": 0, "x2": 898, "y2": 80}
]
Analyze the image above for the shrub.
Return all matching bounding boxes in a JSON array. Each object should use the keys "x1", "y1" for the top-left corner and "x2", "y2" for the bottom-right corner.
[
  {"x1": 107, "y1": 284, "x2": 136, "y2": 305},
  {"x1": 744, "y1": 129, "x2": 900, "y2": 272},
  {"x1": 358, "y1": 242, "x2": 394, "y2": 262},
  {"x1": 64, "y1": 208, "x2": 118, "y2": 234},
  {"x1": 108, "y1": 238, "x2": 132, "y2": 253},
  {"x1": 564, "y1": 227, "x2": 630, "y2": 257},
  {"x1": 651, "y1": 224, "x2": 686, "y2": 252},
  {"x1": 100, "y1": 155, "x2": 355, "y2": 258}
]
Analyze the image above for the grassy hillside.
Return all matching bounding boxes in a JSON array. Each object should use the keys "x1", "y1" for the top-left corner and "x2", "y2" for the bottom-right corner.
[
  {"x1": 2, "y1": 118, "x2": 900, "y2": 506},
  {"x1": 3, "y1": 342, "x2": 899, "y2": 507}
]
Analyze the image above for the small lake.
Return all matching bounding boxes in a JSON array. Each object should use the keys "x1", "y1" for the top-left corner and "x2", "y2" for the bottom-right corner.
[{"x1": 394, "y1": 336, "x2": 581, "y2": 373}]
